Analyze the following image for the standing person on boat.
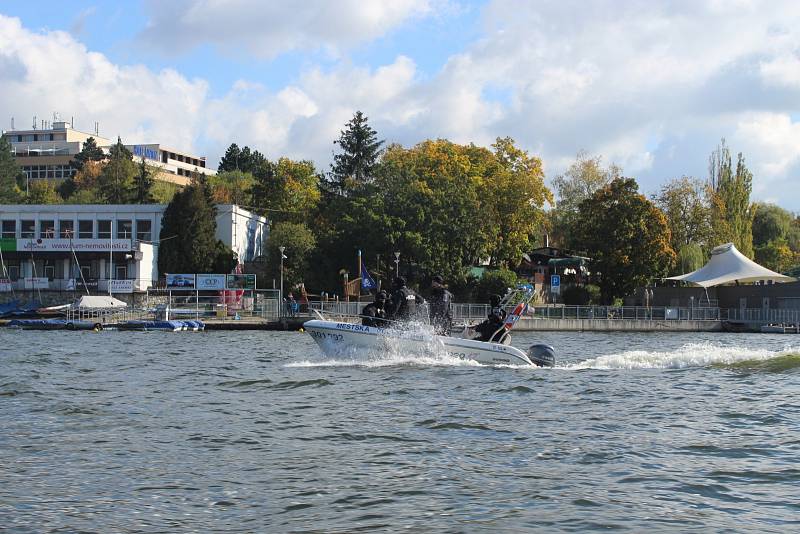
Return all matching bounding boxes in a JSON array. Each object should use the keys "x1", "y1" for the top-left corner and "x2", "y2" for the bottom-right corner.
[
  {"x1": 387, "y1": 276, "x2": 424, "y2": 323},
  {"x1": 361, "y1": 290, "x2": 389, "y2": 328},
  {"x1": 473, "y1": 294, "x2": 507, "y2": 342},
  {"x1": 428, "y1": 274, "x2": 453, "y2": 336}
]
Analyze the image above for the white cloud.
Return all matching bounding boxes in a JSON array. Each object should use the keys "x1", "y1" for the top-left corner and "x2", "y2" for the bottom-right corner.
[{"x1": 138, "y1": 0, "x2": 434, "y2": 58}]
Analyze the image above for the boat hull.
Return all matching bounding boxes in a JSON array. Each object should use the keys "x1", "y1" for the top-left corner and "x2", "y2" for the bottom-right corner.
[{"x1": 303, "y1": 320, "x2": 535, "y2": 366}]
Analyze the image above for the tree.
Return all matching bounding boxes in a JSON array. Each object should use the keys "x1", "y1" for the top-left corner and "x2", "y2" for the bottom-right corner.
[
  {"x1": 751, "y1": 203, "x2": 798, "y2": 272},
  {"x1": 708, "y1": 139, "x2": 755, "y2": 257},
  {"x1": 0, "y1": 135, "x2": 23, "y2": 202},
  {"x1": 158, "y1": 183, "x2": 224, "y2": 274},
  {"x1": 551, "y1": 151, "x2": 621, "y2": 249},
  {"x1": 71, "y1": 137, "x2": 106, "y2": 171},
  {"x1": 573, "y1": 178, "x2": 675, "y2": 304},
  {"x1": 97, "y1": 137, "x2": 135, "y2": 203},
  {"x1": 676, "y1": 242, "x2": 705, "y2": 274},
  {"x1": 26, "y1": 180, "x2": 62, "y2": 204},
  {"x1": 218, "y1": 143, "x2": 267, "y2": 174},
  {"x1": 266, "y1": 221, "x2": 317, "y2": 290},
  {"x1": 474, "y1": 268, "x2": 520, "y2": 304},
  {"x1": 250, "y1": 158, "x2": 320, "y2": 223},
  {"x1": 133, "y1": 158, "x2": 155, "y2": 204},
  {"x1": 209, "y1": 170, "x2": 255, "y2": 205},
  {"x1": 328, "y1": 111, "x2": 384, "y2": 193},
  {"x1": 652, "y1": 176, "x2": 712, "y2": 265}
]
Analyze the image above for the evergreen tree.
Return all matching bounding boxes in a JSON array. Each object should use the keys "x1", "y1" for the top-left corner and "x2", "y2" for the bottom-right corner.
[
  {"x1": 218, "y1": 143, "x2": 241, "y2": 172},
  {"x1": 708, "y1": 139, "x2": 755, "y2": 257},
  {"x1": 329, "y1": 111, "x2": 384, "y2": 194},
  {"x1": 0, "y1": 134, "x2": 23, "y2": 202},
  {"x1": 158, "y1": 182, "x2": 235, "y2": 274},
  {"x1": 133, "y1": 158, "x2": 155, "y2": 203},
  {"x1": 71, "y1": 137, "x2": 106, "y2": 171},
  {"x1": 97, "y1": 137, "x2": 135, "y2": 203},
  {"x1": 218, "y1": 143, "x2": 267, "y2": 174}
]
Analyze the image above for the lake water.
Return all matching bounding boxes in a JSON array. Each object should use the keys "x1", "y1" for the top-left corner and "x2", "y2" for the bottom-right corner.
[{"x1": 1, "y1": 328, "x2": 799, "y2": 532}]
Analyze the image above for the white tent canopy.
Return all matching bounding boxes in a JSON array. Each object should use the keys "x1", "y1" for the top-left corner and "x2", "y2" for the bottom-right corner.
[{"x1": 666, "y1": 243, "x2": 795, "y2": 288}]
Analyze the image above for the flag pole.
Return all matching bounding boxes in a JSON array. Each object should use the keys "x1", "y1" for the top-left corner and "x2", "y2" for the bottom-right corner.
[{"x1": 357, "y1": 249, "x2": 362, "y2": 298}]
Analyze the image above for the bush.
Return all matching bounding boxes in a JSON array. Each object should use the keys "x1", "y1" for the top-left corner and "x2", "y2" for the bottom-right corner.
[
  {"x1": 474, "y1": 268, "x2": 520, "y2": 303},
  {"x1": 562, "y1": 284, "x2": 601, "y2": 305}
]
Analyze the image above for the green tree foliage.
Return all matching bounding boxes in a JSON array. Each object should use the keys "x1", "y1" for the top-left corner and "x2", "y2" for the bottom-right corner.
[
  {"x1": 158, "y1": 182, "x2": 233, "y2": 274},
  {"x1": 676, "y1": 242, "x2": 705, "y2": 274},
  {"x1": 0, "y1": 134, "x2": 23, "y2": 202},
  {"x1": 550, "y1": 151, "x2": 621, "y2": 249},
  {"x1": 266, "y1": 221, "x2": 317, "y2": 291},
  {"x1": 151, "y1": 180, "x2": 181, "y2": 204},
  {"x1": 26, "y1": 180, "x2": 62, "y2": 204},
  {"x1": 573, "y1": 178, "x2": 676, "y2": 304},
  {"x1": 751, "y1": 203, "x2": 799, "y2": 271},
  {"x1": 70, "y1": 136, "x2": 106, "y2": 171},
  {"x1": 218, "y1": 143, "x2": 267, "y2": 174},
  {"x1": 652, "y1": 176, "x2": 712, "y2": 256},
  {"x1": 328, "y1": 111, "x2": 384, "y2": 194},
  {"x1": 133, "y1": 159, "x2": 155, "y2": 204},
  {"x1": 708, "y1": 139, "x2": 755, "y2": 257},
  {"x1": 251, "y1": 158, "x2": 320, "y2": 224},
  {"x1": 97, "y1": 137, "x2": 136, "y2": 203},
  {"x1": 209, "y1": 170, "x2": 254, "y2": 206},
  {"x1": 474, "y1": 268, "x2": 520, "y2": 304}
]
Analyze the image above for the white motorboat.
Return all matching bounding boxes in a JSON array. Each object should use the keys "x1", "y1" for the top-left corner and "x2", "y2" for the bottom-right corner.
[{"x1": 303, "y1": 319, "x2": 555, "y2": 366}]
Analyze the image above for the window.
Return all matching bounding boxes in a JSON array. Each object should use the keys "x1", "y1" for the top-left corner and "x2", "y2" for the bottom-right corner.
[
  {"x1": 136, "y1": 220, "x2": 152, "y2": 242},
  {"x1": 59, "y1": 220, "x2": 74, "y2": 238},
  {"x1": 116, "y1": 265, "x2": 127, "y2": 280},
  {"x1": 20, "y1": 220, "x2": 35, "y2": 239},
  {"x1": 8, "y1": 264, "x2": 20, "y2": 281},
  {"x1": 117, "y1": 220, "x2": 132, "y2": 239},
  {"x1": 78, "y1": 220, "x2": 94, "y2": 239},
  {"x1": 97, "y1": 220, "x2": 111, "y2": 239},
  {"x1": 39, "y1": 220, "x2": 55, "y2": 238},
  {"x1": 44, "y1": 264, "x2": 55, "y2": 281},
  {"x1": 1, "y1": 220, "x2": 16, "y2": 239}
]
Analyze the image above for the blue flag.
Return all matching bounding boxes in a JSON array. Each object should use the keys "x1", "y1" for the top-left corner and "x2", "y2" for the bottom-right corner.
[{"x1": 361, "y1": 259, "x2": 377, "y2": 290}]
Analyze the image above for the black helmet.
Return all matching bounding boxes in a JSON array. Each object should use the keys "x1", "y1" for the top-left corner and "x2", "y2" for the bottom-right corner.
[
  {"x1": 431, "y1": 274, "x2": 444, "y2": 284},
  {"x1": 490, "y1": 294, "x2": 501, "y2": 306},
  {"x1": 376, "y1": 290, "x2": 388, "y2": 301},
  {"x1": 393, "y1": 276, "x2": 406, "y2": 288}
]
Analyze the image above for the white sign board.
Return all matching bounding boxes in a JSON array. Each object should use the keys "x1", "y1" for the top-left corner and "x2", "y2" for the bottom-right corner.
[
  {"x1": 19, "y1": 238, "x2": 133, "y2": 252},
  {"x1": 196, "y1": 274, "x2": 226, "y2": 290},
  {"x1": 0, "y1": 278, "x2": 12, "y2": 292},
  {"x1": 24, "y1": 277, "x2": 49, "y2": 289},
  {"x1": 110, "y1": 279, "x2": 134, "y2": 293}
]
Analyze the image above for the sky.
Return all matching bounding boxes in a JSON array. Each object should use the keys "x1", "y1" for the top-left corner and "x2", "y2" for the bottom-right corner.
[{"x1": 1, "y1": 0, "x2": 799, "y2": 210}]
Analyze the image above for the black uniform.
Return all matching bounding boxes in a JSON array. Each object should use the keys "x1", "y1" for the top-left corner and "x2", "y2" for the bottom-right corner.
[
  {"x1": 473, "y1": 297, "x2": 507, "y2": 342},
  {"x1": 362, "y1": 292, "x2": 389, "y2": 328},
  {"x1": 387, "y1": 277, "x2": 423, "y2": 322},
  {"x1": 429, "y1": 286, "x2": 453, "y2": 335}
]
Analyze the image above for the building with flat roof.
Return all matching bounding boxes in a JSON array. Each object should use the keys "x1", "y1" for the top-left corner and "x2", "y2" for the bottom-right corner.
[
  {"x1": 0, "y1": 204, "x2": 266, "y2": 294},
  {"x1": 3, "y1": 120, "x2": 216, "y2": 189}
]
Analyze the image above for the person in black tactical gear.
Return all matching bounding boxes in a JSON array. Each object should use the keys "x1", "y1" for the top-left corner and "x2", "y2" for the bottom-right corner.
[
  {"x1": 428, "y1": 274, "x2": 453, "y2": 336},
  {"x1": 387, "y1": 276, "x2": 424, "y2": 322},
  {"x1": 473, "y1": 294, "x2": 507, "y2": 342},
  {"x1": 361, "y1": 290, "x2": 389, "y2": 328}
]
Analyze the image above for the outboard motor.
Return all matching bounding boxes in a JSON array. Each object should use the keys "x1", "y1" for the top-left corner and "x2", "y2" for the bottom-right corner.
[{"x1": 527, "y1": 344, "x2": 556, "y2": 367}]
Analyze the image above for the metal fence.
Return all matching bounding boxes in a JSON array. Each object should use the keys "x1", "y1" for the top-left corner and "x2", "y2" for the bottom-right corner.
[
  {"x1": 527, "y1": 305, "x2": 721, "y2": 321},
  {"x1": 725, "y1": 308, "x2": 800, "y2": 324}
]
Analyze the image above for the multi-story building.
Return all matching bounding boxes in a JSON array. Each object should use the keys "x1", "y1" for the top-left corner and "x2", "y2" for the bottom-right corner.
[
  {"x1": 0, "y1": 204, "x2": 266, "y2": 294},
  {"x1": 3, "y1": 120, "x2": 216, "y2": 188}
]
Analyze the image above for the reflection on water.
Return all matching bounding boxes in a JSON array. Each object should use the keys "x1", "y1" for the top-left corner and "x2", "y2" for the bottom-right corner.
[{"x1": 1, "y1": 329, "x2": 799, "y2": 531}]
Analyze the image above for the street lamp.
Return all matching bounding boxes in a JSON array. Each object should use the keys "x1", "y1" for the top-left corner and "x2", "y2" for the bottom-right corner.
[
  {"x1": 394, "y1": 251, "x2": 400, "y2": 277},
  {"x1": 279, "y1": 246, "x2": 286, "y2": 315}
]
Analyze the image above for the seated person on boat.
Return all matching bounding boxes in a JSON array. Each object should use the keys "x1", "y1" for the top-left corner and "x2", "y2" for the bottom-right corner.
[
  {"x1": 473, "y1": 294, "x2": 507, "y2": 342},
  {"x1": 361, "y1": 290, "x2": 389, "y2": 328}
]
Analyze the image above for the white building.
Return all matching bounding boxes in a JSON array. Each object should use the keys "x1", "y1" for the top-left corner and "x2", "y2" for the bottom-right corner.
[
  {"x1": 4, "y1": 120, "x2": 216, "y2": 188},
  {"x1": 0, "y1": 204, "x2": 267, "y2": 293}
]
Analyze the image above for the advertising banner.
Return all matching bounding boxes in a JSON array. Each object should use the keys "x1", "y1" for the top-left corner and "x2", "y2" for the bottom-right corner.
[
  {"x1": 18, "y1": 238, "x2": 132, "y2": 252},
  {"x1": 166, "y1": 273, "x2": 196, "y2": 289},
  {"x1": 110, "y1": 279, "x2": 134, "y2": 293},
  {"x1": 24, "y1": 277, "x2": 49, "y2": 289},
  {"x1": 0, "y1": 278, "x2": 12, "y2": 292},
  {"x1": 196, "y1": 274, "x2": 226, "y2": 290},
  {"x1": 226, "y1": 274, "x2": 256, "y2": 290},
  {"x1": 0, "y1": 238, "x2": 15, "y2": 252}
]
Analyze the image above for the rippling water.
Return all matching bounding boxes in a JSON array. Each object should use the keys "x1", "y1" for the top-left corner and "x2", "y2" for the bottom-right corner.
[{"x1": 1, "y1": 328, "x2": 799, "y2": 532}]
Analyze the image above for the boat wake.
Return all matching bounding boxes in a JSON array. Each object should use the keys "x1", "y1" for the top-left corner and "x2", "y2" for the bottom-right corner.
[{"x1": 566, "y1": 342, "x2": 800, "y2": 371}]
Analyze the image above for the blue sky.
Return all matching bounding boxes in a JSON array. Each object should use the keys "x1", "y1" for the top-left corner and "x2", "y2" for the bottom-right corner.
[{"x1": 1, "y1": 0, "x2": 800, "y2": 210}]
